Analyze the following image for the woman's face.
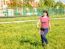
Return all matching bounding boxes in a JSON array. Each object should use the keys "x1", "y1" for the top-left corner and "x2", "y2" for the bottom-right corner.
[{"x1": 43, "y1": 12, "x2": 47, "y2": 16}]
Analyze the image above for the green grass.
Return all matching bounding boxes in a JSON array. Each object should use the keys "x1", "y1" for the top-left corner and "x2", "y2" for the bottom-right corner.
[
  {"x1": 0, "y1": 16, "x2": 38, "y2": 22},
  {"x1": 0, "y1": 14, "x2": 65, "y2": 22},
  {"x1": 0, "y1": 16, "x2": 65, "y2": 49}
]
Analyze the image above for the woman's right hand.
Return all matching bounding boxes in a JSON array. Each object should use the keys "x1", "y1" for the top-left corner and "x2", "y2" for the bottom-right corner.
[{"x1": 37, "y1": 19, "x2": 41, "y2": 29}]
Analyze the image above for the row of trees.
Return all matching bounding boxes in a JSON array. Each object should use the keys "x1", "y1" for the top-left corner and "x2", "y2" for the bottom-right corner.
[
  {"x1": 34, "y1": 0, "x2": 65, "y2": 9},
  {"x1": 7, "y1": 0, "x2": 65, "y2": 9}
]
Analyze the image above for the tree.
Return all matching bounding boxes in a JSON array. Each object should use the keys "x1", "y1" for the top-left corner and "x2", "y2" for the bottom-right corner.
[
  {"x1": 7, "y1": 0, "x2": 22, "y2": 8},
  {"x1": 22, "y1": 0, "x2": 34, "y2": 8},
  {"x1": 38, "y1": 0, "x2": 55, "y2": 9},
  {"x1": 54, "y1": 1, "x2": 64, "y2": 9}
]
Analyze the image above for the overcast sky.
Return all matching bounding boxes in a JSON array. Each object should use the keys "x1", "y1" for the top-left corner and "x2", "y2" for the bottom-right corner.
[
  {"x1": 56, "y1": 0, "x2": 65, "y2": 4},
  {"x1": 61, "y1": 0, "x2": 65, "y2": 4},
  {"x1": 35, "y1": 0, "x2": 65, "y2": 4}
]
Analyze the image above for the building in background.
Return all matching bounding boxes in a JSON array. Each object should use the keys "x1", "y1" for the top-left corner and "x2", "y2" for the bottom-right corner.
[
  {"x1": 0, "y1": 0, "x2": 15, "y2": 17},
  {"x1": 0, "y1": 0, "x2": 8, "y2": 16}
]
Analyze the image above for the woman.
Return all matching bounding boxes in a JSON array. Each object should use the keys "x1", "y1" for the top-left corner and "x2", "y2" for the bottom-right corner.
[{"x1": 37, "y1": 10, "x2": 51, "y2": 46}]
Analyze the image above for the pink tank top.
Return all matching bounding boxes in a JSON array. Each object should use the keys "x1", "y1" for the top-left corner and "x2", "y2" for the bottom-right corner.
[{"x1": 40, "y1": 16, "x2": 49, "y2": 28}]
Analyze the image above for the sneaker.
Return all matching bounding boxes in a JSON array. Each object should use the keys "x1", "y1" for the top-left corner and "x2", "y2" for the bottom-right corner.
[{"x1": 42, "y1": 43, "x2": 45, "y2": 47}]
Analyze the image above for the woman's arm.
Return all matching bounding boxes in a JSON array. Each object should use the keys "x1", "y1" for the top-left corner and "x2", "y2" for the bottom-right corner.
[
  {"x1": 37, "y1": 19, "x2": 41, "y2": 34},
  {"x1": 49, "y1": 20, "x2": 51, "y2": 31},
  {"x1": 37, "y1": 19, "x2": 41, "y2": 29}
]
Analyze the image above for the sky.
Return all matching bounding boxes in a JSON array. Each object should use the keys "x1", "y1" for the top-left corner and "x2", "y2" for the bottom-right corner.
[
  {"x1": 61, "y1": 0, "x2": 65, "y2": 4},
  {"x1": 34, "y1": 0, "x2": 65, "y2": 4},
  {"x1": 56, "y1": 0, "x2": 65, "y2": 4}
]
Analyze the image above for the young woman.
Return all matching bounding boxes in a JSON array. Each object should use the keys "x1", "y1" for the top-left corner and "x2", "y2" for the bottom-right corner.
[{"x1": 37, "y1": 10, "x2": 51, "y2": 46}]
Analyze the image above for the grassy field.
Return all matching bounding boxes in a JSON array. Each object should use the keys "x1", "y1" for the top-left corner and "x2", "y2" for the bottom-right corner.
[
  {"x1": 0, "y1": 16, "x2": 65, "y2": 49},
  {"x1": 0, "y1": 16, "x2": 38, "y2": 22},
  {"x1": 0, "y1": 14, "x2": 65, "y2": 22}
]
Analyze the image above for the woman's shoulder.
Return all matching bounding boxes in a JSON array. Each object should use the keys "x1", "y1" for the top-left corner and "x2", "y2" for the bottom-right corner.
[
  {"x1": 38, "y1": 16, "x2": 42, "y2": 19},
  {"x1": 48, "y1": 17, "x2": 51, "y2": 21}
]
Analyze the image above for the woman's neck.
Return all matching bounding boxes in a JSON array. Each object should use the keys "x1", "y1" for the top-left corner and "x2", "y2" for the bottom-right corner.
[{"x1": 42, "y1": 16, "x2": 47, "y2": 18}]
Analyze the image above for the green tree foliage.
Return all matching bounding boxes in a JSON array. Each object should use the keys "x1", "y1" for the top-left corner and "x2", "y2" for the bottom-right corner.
[
  {"x1": 7, "y1": 0, "x2": 64, "y2": 9},
  {"x1": 38, "y1": 0, "x2": 55, "y2": 9},
  {"x1": 39, "y1": 0, "x2": 65, "y2": 9},
  {"x1": 54, "y1": 1, "x2": 64, "y2": 9},
  {"x1": 22, "y1": 0, "x2": 33, "y2": 8}
]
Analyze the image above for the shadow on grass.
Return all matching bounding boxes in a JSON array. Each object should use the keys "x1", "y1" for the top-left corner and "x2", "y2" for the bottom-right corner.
[{"x1": 19, "y1": 39, "x2": 41, "y2": 46}]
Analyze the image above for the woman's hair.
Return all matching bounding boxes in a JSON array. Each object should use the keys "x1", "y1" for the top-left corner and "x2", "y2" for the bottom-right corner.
[{"x1": 42, "y1": 10, "x2": 49, "y2": 17}]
